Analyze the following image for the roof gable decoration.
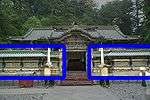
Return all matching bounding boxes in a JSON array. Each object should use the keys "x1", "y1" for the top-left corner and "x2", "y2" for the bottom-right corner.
[
  {"x1": 56, "y1": 25, "x2": 96, "y2": 42},
  {"x1": 65, "y1": 25, "x2": 87, "y2": 34}
]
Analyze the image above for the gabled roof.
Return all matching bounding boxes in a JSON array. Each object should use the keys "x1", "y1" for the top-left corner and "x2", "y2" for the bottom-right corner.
[{"x1": 10, "y1": 25, "x2": 138, "y2": 41}]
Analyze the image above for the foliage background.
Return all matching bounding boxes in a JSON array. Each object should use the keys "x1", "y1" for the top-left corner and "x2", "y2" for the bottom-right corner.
[{"x1": 0, "y1": 0, "x2": 149, "y2": 43}]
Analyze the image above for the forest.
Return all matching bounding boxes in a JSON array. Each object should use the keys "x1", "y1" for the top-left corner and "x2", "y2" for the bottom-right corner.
[{"x1": 0, "y1": 0, "x2": 150, "y2": 43}]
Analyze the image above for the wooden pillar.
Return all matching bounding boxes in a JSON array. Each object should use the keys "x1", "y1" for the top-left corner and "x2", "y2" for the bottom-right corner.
[
  {"x1": 38, "y1": 58, "x2": 41, "y2": 67},
  {"x1": 111, "y1": 58, "x2": 114, "y2": 67},
  {"x1": 20, "y1": 58, "x2": 23, "y2": 69},
  {"x1": 147, "y1": 56, "x2": 150, "y2": 67},
  {"x1": 85, "y1": 51, "x2": 87, "y2": 71},
  {"x1": 42, "y1": 58, "x2": 45, "y2": 66},
  {"x1": 2, "y1": 58, "x2": 5, "y2": 72},
  {"x1": 129, "y1": 57, "x2": 132, "y2": 68},
  {"x1": 59, "y1": 49, "x2": 62, "y2": 73}
]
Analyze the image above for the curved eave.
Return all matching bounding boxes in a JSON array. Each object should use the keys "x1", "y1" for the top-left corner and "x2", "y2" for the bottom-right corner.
[
  {"x1": 10, "y1": 37, "x2": 139, "y2": 42},
  {"x1": 43, "y1": 28, "x2": 97, "y2": 42},
  {"x1": 93, "y1": 51, "x2": 150, "y2": 57},
  {"x1": 10, "y1": 26, "x2": 140, "y2": 42},
  {"x1": 0, "y1": 50, "x2": 60, "y2": 58},
  {"x1": 105, "y1": 37, "x2": 139, "y2": 41},
  {"x1": 51, "y1": 33, "x2": 97, "y2": 42}
]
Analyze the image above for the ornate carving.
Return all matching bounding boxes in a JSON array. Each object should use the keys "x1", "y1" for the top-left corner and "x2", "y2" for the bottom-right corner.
[{"x1": 61, "y1": 33, "x2": 89, "y2": 50}]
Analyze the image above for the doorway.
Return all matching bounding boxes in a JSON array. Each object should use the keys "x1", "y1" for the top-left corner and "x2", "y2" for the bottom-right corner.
[
  {"x1": 67, "y1": 59, "x2": 86, "y2": 71},
  {"x1": 67, "y1": 52, "x2": 86, "y2": 71}
]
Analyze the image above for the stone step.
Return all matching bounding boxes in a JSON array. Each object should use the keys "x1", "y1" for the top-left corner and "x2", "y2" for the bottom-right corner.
[
  {"x1": 60, "y1": 80, "x2": 93, "y2": 86},
  {"x1": 60, "y1": 71, "x2": 93, "y2": 86}
]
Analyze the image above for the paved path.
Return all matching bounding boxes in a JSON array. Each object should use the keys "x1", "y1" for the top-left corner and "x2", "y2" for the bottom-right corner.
[
  {"x1": 0, "y1": 86, "x2": 119, "y2": 100},
  {"x1": 0, "y1": 81, "x2": 147, "y2": 100},
  {"x1": 43, "y1": 86, "x2": 119, "y2": 100}
]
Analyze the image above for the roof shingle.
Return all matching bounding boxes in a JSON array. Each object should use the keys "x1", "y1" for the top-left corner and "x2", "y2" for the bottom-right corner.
[{"x1": 10, "y1": 25, "x2": 138, "y2": 41}]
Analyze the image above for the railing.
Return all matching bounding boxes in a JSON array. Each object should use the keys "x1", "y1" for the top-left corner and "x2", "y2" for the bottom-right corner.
[
  {"x1": 50, "y1": 67, "x2": 62, "y2": 76},
  {"x1": 92, "y1": 66, "x2": 150, "y2": 76},
  {"x1": 0, "y1": 67, "x2": 62, "y2": 76}
]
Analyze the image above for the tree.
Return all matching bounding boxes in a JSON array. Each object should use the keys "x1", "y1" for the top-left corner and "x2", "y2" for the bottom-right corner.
[
  {"x1": 22, "y1": 16, "x2": 42, "y2": 31},
  {"x1": 0, "y1": 0, "x2": 141, "y2": 42},
  {"x1": 130, "y1": 0, "x2": 143, "y2": 34},
  {"x1": 0, "y1": 0, "x2": 19, "y2": 42},
  {"x1": 98, "y1": 0, "x2": 133, "y2": 35},
  {"x1": 141, "y1": 0, "x2": 150, "y2": 43},
  {"x1": 143, "y1": 0, "x2": 150, "y2": 29}
]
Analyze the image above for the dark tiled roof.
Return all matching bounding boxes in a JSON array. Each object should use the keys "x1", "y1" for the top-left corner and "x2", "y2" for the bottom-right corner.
[
  {"x1": 0, "y1": 50, "x2": 59, "y2": 58},
  {"x1": 93, "y1": 49, "x2": 150, "y2": 57},
  {"x1": 106, "y1": 51, "x2": 150, "y2": 56},
  {"x1": 10, "y1": 25, "x2": 138, "y2": 41},
  {"x1": 88, "y1": 25, "x2": 136, "y2": 40},
  {"x1": 0, "y1": 49, "x2": 150, "y2": 58}
]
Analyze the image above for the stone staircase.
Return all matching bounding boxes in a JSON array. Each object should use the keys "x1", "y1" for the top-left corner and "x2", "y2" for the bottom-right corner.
[{"x1": 60, "y1": 71, "x2": 93, "y2": 86}]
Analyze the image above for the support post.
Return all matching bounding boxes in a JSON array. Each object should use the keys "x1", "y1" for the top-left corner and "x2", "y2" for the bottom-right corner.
[
  {"x1": 2, "y1": 58, "x2": 5, "y2": 72},
  {"x1": 59, "y1": 49, "x2": 62, "y2": 74},
  {"x1": 91, "y1": 49, "x2": 93, "y2": 69},
  {"x1": 99, "y1": 48, "x2": 104, "y2": 66},
  {"x1": 30, "y1": 41, "x2": 34, "y2": 51},
  {"x1": 44, "y1": 48, "x2": 52, "y2": 76},
  {"x1": 129, "y1": 57, "x2": 132, "y2": 69},
  {"x1": 46, "y1": 48, "x2": 52, "y2": 66},
  {"x1": 147, "y1": 56, "x2": 150, "y2": 67}
]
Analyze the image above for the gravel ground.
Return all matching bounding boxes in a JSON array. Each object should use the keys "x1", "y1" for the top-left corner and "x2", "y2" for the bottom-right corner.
[
  {"x1": 0, "y1": 81, "x2": 147, "y2": 100},
  {"x1": 108, "y1": 81, "x2": 146, "y2": 100}
]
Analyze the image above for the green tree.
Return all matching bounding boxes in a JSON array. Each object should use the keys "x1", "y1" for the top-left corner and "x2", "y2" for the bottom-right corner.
[
  {"x1": 0, "y1": 0, "x2": 19, "y2": 42},
  {"x1": 141, "y1": 0, "x2": 150, "y2": 43},
  {"x1": 22, "y1": 16, "x2": 42, "y2": 31},
  {"x1": 143, "y1": 0, "x2": 150, "y2": 29},
  {"x1": 98, "y1": 0, "x2": 133, "y2": 35},
  {"x1": 1, "y1": 0, "x2": 136, "y2": 42}
]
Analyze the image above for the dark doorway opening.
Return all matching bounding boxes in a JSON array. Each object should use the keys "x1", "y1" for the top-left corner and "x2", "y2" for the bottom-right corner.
[
  {"x1": 67, "y1": 59, "x2": 86, "y2": 71},
  {"x1": 67, "y1": 52, "x2": 86, "y2": 71}
]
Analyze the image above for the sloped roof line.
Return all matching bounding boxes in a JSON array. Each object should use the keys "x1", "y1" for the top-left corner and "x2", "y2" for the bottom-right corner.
[
  {"x1": 10, "y1": 25, "x2": 139, "y2": 41},
  {"x1": 92, "y1": 26, "x2": 126, "y2": 40},
  {"x1": 24, "y1": 28, "x2": 34, "y2": 38},
  {"x1": 23, "y1": 28, "x2": 55, "y2": 40},
  {"x1": 112, "y1": 25, "x2": 138, "y2": 39},
  {"x1": 112, "y1": 25, "x2": 126, "y2": 37}
]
